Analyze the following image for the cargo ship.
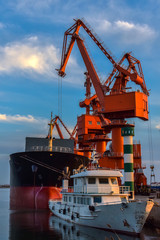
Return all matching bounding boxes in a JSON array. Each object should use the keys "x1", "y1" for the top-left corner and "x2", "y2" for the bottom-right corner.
[{"x1": 10, "y1": 116, "x2": 89, "y2": 210}]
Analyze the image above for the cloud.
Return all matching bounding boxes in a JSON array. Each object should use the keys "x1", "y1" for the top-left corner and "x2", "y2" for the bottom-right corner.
[
  {"x1": 0, "y1": 36, "x2": 85, "y2": 85},
  {"x1": 0, "y1": 113, "x2": 38, "y2": 123},
  {"x1": 0, "y1": 113, "x2": 76, "y2": 136},
  {"x1": 0, "y1": 36, "x2": 59, "y2": 77},
  {"x1": 147, "y1": 117, "x2": 160, "y2": 130},
  {"x1": 95, "y1": 19, "x2": 156, "y2": 45},
  {"x1": 155, "y1": 124, "x2": 160, "y2": 130},
  {"x1": 14, "y1": 0, "x2": 56, "y2": 15}
]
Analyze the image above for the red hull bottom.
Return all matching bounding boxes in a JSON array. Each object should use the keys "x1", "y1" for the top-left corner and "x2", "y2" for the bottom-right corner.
[{"x1": 10, "y1": 186, "x2": 62, "y2": 209}]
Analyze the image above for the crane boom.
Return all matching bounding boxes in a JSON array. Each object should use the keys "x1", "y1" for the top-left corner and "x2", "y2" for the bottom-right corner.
[
  {"x1": 76, "y1": 35, "x2": 105, "y2": 106},
  {"x1": 58, "y1": 19, "x2": 149, "y2": 120},
  {"x1": 58, "y1": 19, "x2": 116, "y2": 77},
  {"x1": 58, "y1": 19, "x2": 149, "y2": 96}
]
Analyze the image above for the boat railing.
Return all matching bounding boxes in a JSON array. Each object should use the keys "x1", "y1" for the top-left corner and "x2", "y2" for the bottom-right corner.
[
  {"x1": 65, "y1": 185, "x2": 130, "y2": 194},
  {"x1": 93, "y1": 201, "x2": 122, "y2": 206},
  {"x1": 61, "y1": 187, "x2": 74, "y2": 193},
  {"x1": 31, "y1": 146, "x2": 73, "y2": 153}
]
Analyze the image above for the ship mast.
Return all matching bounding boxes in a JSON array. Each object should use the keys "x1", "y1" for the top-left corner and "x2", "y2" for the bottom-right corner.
[{"x1": 48, "y1": 112, "x2": 53, "y2": 151}]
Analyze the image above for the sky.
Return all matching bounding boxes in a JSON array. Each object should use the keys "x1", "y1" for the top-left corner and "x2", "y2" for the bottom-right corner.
[{"x1": 0, "y1": 0, "x2": 160, "y2": 184}]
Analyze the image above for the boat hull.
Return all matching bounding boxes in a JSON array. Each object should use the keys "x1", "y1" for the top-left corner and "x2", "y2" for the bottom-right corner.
[{"x1": 49, "y1": 200, "x2": 154, "y2": 235}]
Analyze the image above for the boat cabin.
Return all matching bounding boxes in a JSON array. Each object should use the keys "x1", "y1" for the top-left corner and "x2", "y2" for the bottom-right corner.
[
  {"x1": 72, "y1": 170, "x2": 121, "y2": 194},
  {"x1": 62, "y1": 169, "x2": 129, "y2": 206}
]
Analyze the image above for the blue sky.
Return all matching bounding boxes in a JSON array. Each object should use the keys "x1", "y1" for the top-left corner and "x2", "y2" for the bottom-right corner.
[{"x1": 0, "y1": 0, "x2": 160, "y2": 184}]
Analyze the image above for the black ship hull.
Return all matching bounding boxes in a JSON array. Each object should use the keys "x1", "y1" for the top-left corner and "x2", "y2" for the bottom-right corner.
[{"x1": 10, "y1": 151, "x2": 89, "y2": 209}]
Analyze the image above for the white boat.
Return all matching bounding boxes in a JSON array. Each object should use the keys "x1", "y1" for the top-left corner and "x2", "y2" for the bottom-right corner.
[{"x1": 49, "y1": 167, "x2": 154, "y2": 235}]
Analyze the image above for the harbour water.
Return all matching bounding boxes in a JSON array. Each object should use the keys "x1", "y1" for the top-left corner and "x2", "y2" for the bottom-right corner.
[{"x1": 0, "y1": 189, "x2": 160, "y2": 240}]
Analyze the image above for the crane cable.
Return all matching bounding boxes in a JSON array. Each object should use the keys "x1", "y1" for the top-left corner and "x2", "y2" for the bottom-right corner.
[
  {"x1": 58, "y1": 75, "x2": 62, "y2": 119},
  {"x1": 148, "y1": 101, "x2": 154, "y2": 166}
]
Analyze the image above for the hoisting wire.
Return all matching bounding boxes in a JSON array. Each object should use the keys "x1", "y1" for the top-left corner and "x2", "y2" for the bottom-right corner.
[
  {"x1": 58, "y1": 75, "x2": 62, "y2": 120},
  {"x1": 148, "y1": 101, "x2": 154, "y2": 166}
]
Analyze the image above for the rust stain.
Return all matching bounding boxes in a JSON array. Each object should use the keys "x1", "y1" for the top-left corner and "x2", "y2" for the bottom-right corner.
[{"x1": 123, "y1": 219, "x2": 130, "y2": 227}]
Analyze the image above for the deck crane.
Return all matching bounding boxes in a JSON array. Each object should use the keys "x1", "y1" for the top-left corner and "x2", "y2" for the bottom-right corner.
[
  {"x1": 48, "y1": 114, "x2": 77, "y2": 140},
  {"x1": 57, "y1": 19, "x2": 149, "y2": 190}
]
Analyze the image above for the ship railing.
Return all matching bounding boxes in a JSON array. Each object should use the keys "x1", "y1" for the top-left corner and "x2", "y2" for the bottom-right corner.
[
  {"x1": 31, "y1": 146, "x2": 73, "y2": 153},
  {"x1": 119, "y1": 186, "x2": 130, "y2": 194},
  {"x1": 133, "y1": 152, "x2": 141, "y2": 158},
  {"x1": 133, "y1": 140, "x2": 141, "y2": 145},
  {"x1": 133, "y1": 163, "x2": 146, "y2": 169},
  {"x1": 107, "y1": 152, "x2": 124, "y2": 157},
  {"x1": 52, "y1": 146, "x2": 73, "y2": 153}
]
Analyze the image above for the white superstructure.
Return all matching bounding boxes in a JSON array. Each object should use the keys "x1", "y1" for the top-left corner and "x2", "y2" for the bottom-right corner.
[{"x1": 49, "y1": 167, "x2": 154, "y2": 235}]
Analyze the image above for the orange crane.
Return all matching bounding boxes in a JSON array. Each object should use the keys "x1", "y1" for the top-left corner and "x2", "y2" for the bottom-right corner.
[
  {"x1": 58, "y1": 19, "x2": 149, "y2": 120},
  {"x1": 57, "y1": 19, "x2": 148, "y2": 189}
]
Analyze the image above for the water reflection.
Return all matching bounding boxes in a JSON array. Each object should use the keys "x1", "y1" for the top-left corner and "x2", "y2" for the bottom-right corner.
[
  {"x1": 49, "y1": 215, "x2": 140, "y2": 240},
  {"x1": 9, "y1": 210, "x2": 160, "y2": 240},
  {"x1": 9, "y1": 209, "x2": 139, "y2": 240},
  {"x1": 9, "y1": 210, "x2": 59, "y2": 240}
]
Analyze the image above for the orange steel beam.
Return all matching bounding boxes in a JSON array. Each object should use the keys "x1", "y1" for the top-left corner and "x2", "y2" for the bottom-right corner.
[
  {"x1": 71, "y1": 124, "x2": 77, "y2": 139},
  {"x1": 59, "y1": 23, "x2": 81, "y2": 77},
  {"x1": 79, "y1": 94, "x2": 97, "y2": 108},
  {"x1": 50, "y1": 115, "x2": 76, "y2": 140},
  {"x1": 56, "y1": 115, "x2": 76, "y2": 140},
  {"x1": 75, "y1": 36, "x2": 105, "y2": 106},
  {"x1": 55, "y1": 122, "x2": 64, "y2": 139}
]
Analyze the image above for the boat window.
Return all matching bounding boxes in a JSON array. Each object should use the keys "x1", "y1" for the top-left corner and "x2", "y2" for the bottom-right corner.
[
  {"x1": 81, "y1": 198, "x2": 84, "y2": 204},
  {"x1": 86, "y1": 198, "x2": 91, "y2": 205},
  {"x1": 74, "y1": 197, "x2": 76, "y2": 203},
  {"x1": 84, "y1": 198, "x2": 86, "y2": 204},
  {"x1": 99, "y1": 178, "x2": 109, "y2": 184},
  {"x1": 97, "y1": 121, "x2": 100, "y2": 125},
  {"x1": 111, "y1": 178, "x2": 118, "y2": 185},
  {"x1": 63, "y1": 195, "x2": 68, "y2": 202},
  {"x1": 69, "y1": 196, "x2": 72, "y2": 202},
  {"x1": 88, "y1": 121, "x2": 92, "y2": 125},
  {"x1": 94, "y1": 196, "x2": 102, "y2": 203},
  {"x1": 75, "y1": 179, "x2": 77, "y2": 185},
  {"x1": 77, "y1": 197, "x2": 80, "y2": 204},
  {"x1": 88, "y1": 178, "x2": 96, "y2": 184},
  {"x1": 84, "y1": 178, "x2": 86, "y2": 185}
]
